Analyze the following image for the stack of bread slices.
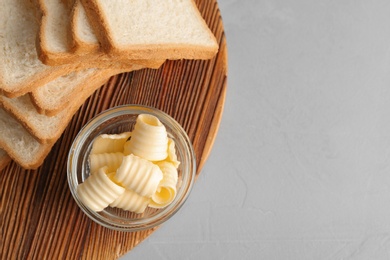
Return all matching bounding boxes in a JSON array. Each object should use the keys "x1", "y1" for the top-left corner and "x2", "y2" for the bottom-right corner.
[{"x1": 0, "y1": 0, "x2": 218, "y2": 170}]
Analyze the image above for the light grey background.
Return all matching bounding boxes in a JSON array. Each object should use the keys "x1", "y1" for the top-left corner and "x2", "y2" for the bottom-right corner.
[{"x1": 123, "y1": 0, "x2": 390, "y2": 259}]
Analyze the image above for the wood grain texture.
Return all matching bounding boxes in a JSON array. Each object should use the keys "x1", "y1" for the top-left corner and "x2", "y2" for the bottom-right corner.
[{"x1": 0, "y1": 0, "x2": 227, "y2": 258}]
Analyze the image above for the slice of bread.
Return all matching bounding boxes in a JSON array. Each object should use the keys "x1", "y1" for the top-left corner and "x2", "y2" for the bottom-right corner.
[
  {"x1": 70, "y1": 0, "x2": 100, "y2": 53},
  {"x1": 68, "y1": 1, "x2": 167, "y2": 67},
  {"x1": 0, "y1": 149, "x2": 12, "y2": 172},
  {"x1": 29, "y1": 60, "x2": 164, "y2": 116},
  {"x1": 80, "y1": 0, "x2": 218, "y2": 60},
  {"x1": 0, "y1": 108, "x2": 54, "y2": 169},
  {"x1": 0, "y1": 67, "x2": 125, "y2": 143},
  {"x1": 29, "y1": 68, "x2": 103, "y2": 116},
  {"x1": 36, "y1": 0, "x2": 74, "y2": 65},
  {"x1": 0, "y1": 0, "x2": 95, "y2": 98},
  {"x1": 0, "y1": 0, "x2": 218, "y2": 170},
  {"x1": 0, "y1": 66, "x2": 127, "y2": 168},
  {"x1": 25, "y1": 0, "x2": 167, "y2": 119},
  {"x1": 36, "y1": 0, "x2": 167, "y2": 69}
]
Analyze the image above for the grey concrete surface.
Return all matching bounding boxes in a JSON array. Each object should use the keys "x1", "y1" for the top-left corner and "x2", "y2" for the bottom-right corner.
[{"x1": 123, "y1": 1, "x2": 390, "y2": 259}]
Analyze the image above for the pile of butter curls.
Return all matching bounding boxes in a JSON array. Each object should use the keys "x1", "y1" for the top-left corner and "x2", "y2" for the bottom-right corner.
[{"x1": 77, "y1": 114, "x2": 180, "y2": 213}]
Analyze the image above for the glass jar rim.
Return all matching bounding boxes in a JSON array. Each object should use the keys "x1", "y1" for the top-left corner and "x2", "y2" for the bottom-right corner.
[{"x1": 67, "y1": 104, "x2": 196, "y2": 231}]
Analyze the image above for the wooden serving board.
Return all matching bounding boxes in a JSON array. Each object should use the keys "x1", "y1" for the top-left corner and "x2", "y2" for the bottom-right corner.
[{"x1": 0, "y1": 0, "x2": 227, "y2": 259}]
